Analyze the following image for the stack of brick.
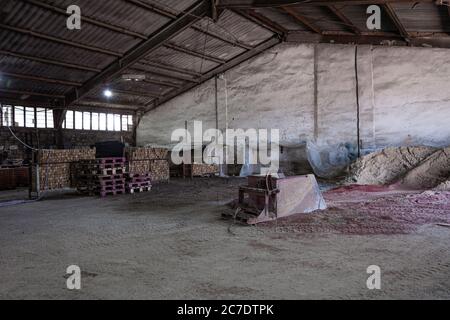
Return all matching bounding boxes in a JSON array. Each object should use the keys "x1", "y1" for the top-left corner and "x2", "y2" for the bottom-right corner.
[
  {"x1": 32, "y1": 148, "x2": 96, "y2": 191},
  {"x1": 75, "y1": 157, "x2": 127, "y2": 197},
  {"x1": 126, "y1": 173, "x2": 152, "y2": 194},
  {"x1": 125, "y1": 147, "x2": 169, "y2": 184},
  {"x1": 191, "y1": 164, "x2": 220, "y2": 177}
]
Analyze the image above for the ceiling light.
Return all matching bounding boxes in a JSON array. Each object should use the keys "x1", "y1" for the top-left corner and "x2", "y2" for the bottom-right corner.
[
  {"x1": 103, "y1": 89, "x2": 113, "y2": 98},
  {"x1": 122, "y1": 74, "x2": 146, "y2": 82}
]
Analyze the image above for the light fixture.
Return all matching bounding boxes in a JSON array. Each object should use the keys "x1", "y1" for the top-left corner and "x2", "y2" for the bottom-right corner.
[
  {"x1": 122, "y1": 74, "x2": 146, "y2": 82},
  {"x1": 103, "y1": 89, "x2": 113, "y2": 98}
]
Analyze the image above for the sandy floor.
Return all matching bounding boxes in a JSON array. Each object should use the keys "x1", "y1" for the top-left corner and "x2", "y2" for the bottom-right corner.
[{"x1": 0, "y1": 178, "x2": 449, "y2": 300}]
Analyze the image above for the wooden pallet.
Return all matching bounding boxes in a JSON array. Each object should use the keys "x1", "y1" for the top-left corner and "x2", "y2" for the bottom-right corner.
[
  {"x1": 127, "y1": 186, "x2": 152, "y2": 194},
  {"x1": 126, "y1": 181, "x2": 151, "y2": 188}
]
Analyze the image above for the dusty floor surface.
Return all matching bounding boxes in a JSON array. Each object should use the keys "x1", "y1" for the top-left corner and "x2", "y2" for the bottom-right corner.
[{"x1": 0, "y1": 178, "x2": 449, "y2": 300}]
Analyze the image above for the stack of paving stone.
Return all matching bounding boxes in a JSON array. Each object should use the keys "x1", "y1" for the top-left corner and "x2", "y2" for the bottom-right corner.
[{"x1": 75, "y1": 157, "x2": 127, "y2": 197}]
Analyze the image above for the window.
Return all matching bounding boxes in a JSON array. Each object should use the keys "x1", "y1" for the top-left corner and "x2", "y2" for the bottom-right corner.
[
  {"x1": 1, "y1": 105, "x2": 12, "y2": 126},
  {"x1": 46, "y1": 109, "x2": 54, "y2": 129},
  {"x1": 99, "y1": 113, "x2": 107, "y2": 131},
  {"x1": 121, "y1": 115, "x2": 128, "y2": 131},
  {"x1": 114, "y1": 114, "x2": 121, "y2": 132},
  {"x1": 36, "y1": 108, "x2": 46, "y2": 128},
  {"x1": 83, "y1": 112, "x2": 91, "y2": 130},
  {"x1": 92, "y1": 113, "x2": 99, "y2": 131},
  {"x1": 107, "y1": 114, "x2": 114, "y2": 131},
  {"x1": 57, "y1": 108, "x2": 132, "y2": 132},
  {"x1": 25, "y1": 107, "x2": 35, "y2": 128},
  {"x1": 75, "y1": 111, "x2": 83, "y2": 130},
  {"x1": 14, "y1": 106, "x2": 24, "y2": 127},
  {"x1": 65, "y1": 110, "x2": 74, "y2": 129}
]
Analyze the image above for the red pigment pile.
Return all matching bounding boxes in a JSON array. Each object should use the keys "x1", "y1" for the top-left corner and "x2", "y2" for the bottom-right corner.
[{"x1": 264, "y1": 185, "x2": 450, "y2": 235}]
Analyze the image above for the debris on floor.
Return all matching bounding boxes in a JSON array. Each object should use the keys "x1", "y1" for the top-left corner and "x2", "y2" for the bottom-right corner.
[{"x1": 262, "y1": 186, "x2": 450, "y2": 235}]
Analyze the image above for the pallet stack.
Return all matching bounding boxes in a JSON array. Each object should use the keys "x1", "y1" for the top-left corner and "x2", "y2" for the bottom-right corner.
[
  {"x1": 126, "y1": 173, "x2": 152, "y2": 194},
  {"x1": 76, "y1": 157, "x2": 127, "y2": 197}
]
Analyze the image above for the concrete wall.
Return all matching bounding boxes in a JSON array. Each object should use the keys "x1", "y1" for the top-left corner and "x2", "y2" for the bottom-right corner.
[{"x1": 137, "y1": 43, "x2": 450, "y2": 173}]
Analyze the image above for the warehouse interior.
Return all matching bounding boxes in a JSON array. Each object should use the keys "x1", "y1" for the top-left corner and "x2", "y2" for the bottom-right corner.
[{"x1": 1, "y1": 0, "x2": 450, "y2": 300}]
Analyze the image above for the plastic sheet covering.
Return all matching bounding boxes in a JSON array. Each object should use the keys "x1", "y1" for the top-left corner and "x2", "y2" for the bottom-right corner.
[{"x1": 307, "y1": 141, "x2": 357, "y2": 178}]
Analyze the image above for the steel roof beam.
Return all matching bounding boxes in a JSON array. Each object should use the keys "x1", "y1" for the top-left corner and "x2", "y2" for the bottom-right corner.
[
  {"x1": 327, "y1": 5, "x2": 361, "y2": 35},
  {"x1": 281, "y1": 6, "x2": 322, "y2": 34},
  {"x1": 383, "y1": 3, "x2": 411, "y2": 41}
]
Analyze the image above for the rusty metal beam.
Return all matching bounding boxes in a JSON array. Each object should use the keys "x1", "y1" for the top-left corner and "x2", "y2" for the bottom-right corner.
[
  {"x1": 281, "y1": 6, "x2": 322, "y2": 34},
  {"x1": 65, "y1": 0, "x2": 210, "y2": 107},
  {"x1": 236, "y1": 9, "x2": 287, "y2": 35},
  {"x1": 285, "y1": 30, "x2": 406, "y2": 43},
  {"x1": 217, "y1": 0, "x2": 307, "y2": 8},
  {"x1": 217, "y1": 0, "x2": 433, "y2": 7},
  {"x1": 327, "y1": 5, "x2": 361, "y2": 35}
]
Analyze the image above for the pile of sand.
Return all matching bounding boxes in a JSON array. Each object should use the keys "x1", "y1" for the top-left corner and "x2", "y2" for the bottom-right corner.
[
  {"x1": 348, "y1": 146, "x2": 437, "y2": 185},
  {"x1": 435, "y1": 180, "x2": 450, "y2": 191},
  {"x1": 397, "y1": 147, "x2": 450, "y2": 190}
]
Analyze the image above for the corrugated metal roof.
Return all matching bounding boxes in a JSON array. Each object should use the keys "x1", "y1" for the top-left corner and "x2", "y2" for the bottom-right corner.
[
  {"x1": 0, "y1": 30, "x2": 116, "y2": 69},
  {"x1": 393, "y1": 2, "x2": 450, "y2": 33},
  {"x1": 170, "y1": 27, "x2": 246, "y2": 62},
  {"x1": 144, "y1": 46, "x2": 220, "y2": 74},
  {"x1": 0, "y1": 55, "x2": 94, "y2": 83},
  {"x1": 1, "y1": 0, "x2": 448, "y2": 111}
]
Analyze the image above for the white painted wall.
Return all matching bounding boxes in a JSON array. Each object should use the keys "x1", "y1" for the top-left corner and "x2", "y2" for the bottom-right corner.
[{"x1": 137, "y1": 43, "x2": 450, "y2": 172}]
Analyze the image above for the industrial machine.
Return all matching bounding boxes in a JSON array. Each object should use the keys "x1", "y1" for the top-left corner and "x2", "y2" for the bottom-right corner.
[{"x1": 224, "y1": 174, "x2": 327, "y2": 225}]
